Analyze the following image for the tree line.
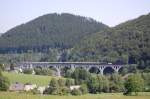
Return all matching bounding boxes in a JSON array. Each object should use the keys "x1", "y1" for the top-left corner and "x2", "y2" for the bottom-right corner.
[{"x1": 0, "y1": 63, "x2": 150, "y2": 95}]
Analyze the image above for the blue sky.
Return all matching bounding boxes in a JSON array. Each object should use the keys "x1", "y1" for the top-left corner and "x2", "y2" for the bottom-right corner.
[{"x1": 0, "y1": 0, "x2": 150, "y2": 33}]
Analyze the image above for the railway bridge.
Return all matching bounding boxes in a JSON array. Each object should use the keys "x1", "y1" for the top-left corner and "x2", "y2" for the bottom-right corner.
[{"x1": 18, "y1": 62, "x2": 124, "y2": 76}]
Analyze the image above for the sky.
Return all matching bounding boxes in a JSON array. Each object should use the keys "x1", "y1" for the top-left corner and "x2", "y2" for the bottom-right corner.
[{"x1": 0, "y1": 0, "x2": 150, "y2": 33}]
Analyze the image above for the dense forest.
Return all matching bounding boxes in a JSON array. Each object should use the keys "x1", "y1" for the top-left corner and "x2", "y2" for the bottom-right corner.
[
  {"x1": 70, "y1": 13, "x2": 150, "y2": 70},
  {"x1": 0, "y1": 13, "x2": 108, "y2": 53},
  {"x1": 0, "y1": 13, "x2": 149, "y2": 71}
]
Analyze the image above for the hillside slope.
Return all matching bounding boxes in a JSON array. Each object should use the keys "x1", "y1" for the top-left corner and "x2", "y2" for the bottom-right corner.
[
  {"x1": 70, "y1": 13, "x2": 150, "y2": 68},
  {"x1": 0, "y1": 13, "x2": 108, "y2": 53}
]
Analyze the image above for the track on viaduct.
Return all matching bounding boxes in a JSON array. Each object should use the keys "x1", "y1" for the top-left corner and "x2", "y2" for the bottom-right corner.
[{"x1": 17, "y1": 62, "x2": 124, "y2": 76}]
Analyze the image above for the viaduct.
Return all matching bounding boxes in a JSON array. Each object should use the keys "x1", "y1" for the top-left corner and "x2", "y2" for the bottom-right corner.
[{"x1": 17, "y1": 62, "x2": 124, "y2": 76}]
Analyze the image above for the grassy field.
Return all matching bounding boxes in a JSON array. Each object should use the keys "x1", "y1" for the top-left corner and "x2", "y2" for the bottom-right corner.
[
  {"x1": 2, "y1": 72, "x2": 60, "y2": 86},
  {"x1": 0, "y1": 92, "x2": 150, "y2": 99}
]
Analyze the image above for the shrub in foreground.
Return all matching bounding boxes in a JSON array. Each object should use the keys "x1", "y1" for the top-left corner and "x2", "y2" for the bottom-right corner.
[
  {"x1": 124, "y1": 74, "x2": 144, "y2": 95},
  {"x1": 71, "y1": 89, "x2": 82, "y2": 95}
]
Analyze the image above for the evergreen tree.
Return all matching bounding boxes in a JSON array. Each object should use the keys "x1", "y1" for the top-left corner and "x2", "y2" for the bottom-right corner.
[
  {"x1": 0, "y1": 64, "x2": 5, "y2": 71},
  {"x1": 58, "y1": 78, "x2": 66, "y2": 87},
  {"x1": 0, "y1": 70, "x2": 10, "y2": 91},
  {"x1": 45, "y1": 78, "x2": 60, "y2": 95}
]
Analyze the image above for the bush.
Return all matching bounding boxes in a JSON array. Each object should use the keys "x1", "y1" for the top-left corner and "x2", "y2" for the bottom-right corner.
[
  {"x1": 10, "y1": 63, "x2": 15, "y2": 70},
  {"x1": 64, "y1": 70, "x2": 73, "y2": 78},
  {"x1": 31, "y1": 88, "x2": 41, "y2": 94},
  {"x1": 0, "y1": 76, "x2": 10, "y2": 91},
  {"x1": 71, "y1": 89, "x2": 82, "y2": 96},
  {"x1": 87, "y1": 75, "x2": 99, "y2": 93},
  {"x1": 59, "y1": 87, "x2": 70, "y2": 95},
  {"x1": 141, "y1": 73, "x2": 150, "y2": 92},
  {"x1": 58, "y1": 78, "x2": 66, "y2": 87},
  {"x1": 0, "y1": 64, "x2": 5, "y2": 71},
  {"x1": 80, "y1": 84, "x2": 88, "y2": 94},
  {"x1": 65, "y1": 79, "x2": 75, "y2": 87},
  {"x1": 109, "y1": 73, "x2": 124, "y2": 92},
  {"x1": 23, "y1": 69, "x2": 33, "y2": 74},
  {"x1": 124, "y1": 74, "x2": 144, "y2": 95},
  {"x1": 34, "y1": 68, "x2": 53, "y2": 76},
  {"x1": 72, "y1": 68, "x2": 91, "y2": 85}
]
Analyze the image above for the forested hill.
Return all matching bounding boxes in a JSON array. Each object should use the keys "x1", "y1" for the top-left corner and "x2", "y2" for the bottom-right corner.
[
  {"x1": 0, "y1": 13, "x2": 108, "y2": 53},
  {"x1": 71, "y1": 13, "x2": 150, "y2": 68}
]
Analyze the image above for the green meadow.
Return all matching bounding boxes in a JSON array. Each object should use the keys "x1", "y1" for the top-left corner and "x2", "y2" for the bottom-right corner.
[
  {"x1": 2, "y1": 72, "x2": 59, "y2": 86},
  {"x1": 0, "y1": 92, "x2": 150, "y2": 99}
]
